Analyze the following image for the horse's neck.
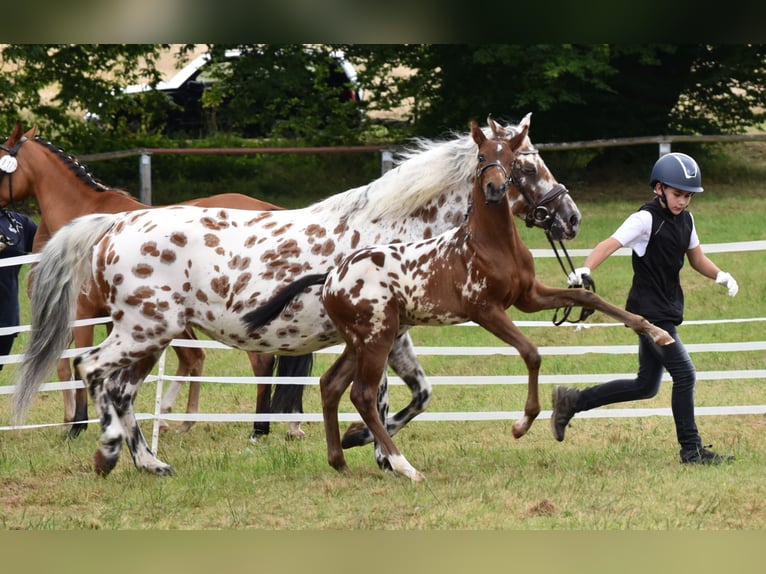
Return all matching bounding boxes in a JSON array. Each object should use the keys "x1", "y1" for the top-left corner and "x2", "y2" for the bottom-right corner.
[
  {"x1": 32, "y1": 153, "x2": 145, "y2": 234},
  {"x1": 465, "y1": 187, "x2": 521, "y2": 250}
]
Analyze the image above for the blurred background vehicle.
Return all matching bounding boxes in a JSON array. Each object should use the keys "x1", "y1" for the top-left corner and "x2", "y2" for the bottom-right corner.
[{"x1": 86, "y1": 46, "x2": 364, "y2": 139}]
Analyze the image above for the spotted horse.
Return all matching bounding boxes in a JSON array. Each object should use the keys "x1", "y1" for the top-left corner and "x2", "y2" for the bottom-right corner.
[
  {"x1": 0, "y1": 122, "x2": 308, "y2": 440},
  {"x1": 12, "y1": 114, "x2": 581, "y2": 476},
  {"x1": 243, "y1": 121, "x2": 675, "y2": 481}
]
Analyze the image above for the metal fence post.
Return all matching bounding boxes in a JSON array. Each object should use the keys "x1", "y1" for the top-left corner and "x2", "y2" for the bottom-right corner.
[
  {"x1": 381, "y1": 148, "x2": 394, "y2": 175},
  {"x1": 139, "y1": 151, "x2": 152, "y2": 205}
]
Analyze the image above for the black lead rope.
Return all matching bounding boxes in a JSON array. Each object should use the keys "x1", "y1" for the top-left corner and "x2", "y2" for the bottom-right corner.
[{"x1": 547, "y1": 235, "x2": 596, "y2": 326}]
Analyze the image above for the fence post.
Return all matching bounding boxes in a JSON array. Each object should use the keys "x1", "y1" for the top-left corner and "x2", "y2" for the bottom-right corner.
[
  {"x1": 151, "y1": 348, "x2": 167, "y2": 455},
  {"x1": 139, "y1": 151, "x2": 152, "y2": 205},
  {"x1": 381, "y1": 148, "x2": 394, "y2": 175},
  {"x1": 659, "y1": 141, "x2": 672, "y2": 157}
]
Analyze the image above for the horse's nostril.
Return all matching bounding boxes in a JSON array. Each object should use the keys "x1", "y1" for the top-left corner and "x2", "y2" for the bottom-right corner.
[{"x1": 570, "y1": 214, "x2": 580, "y2": 227}]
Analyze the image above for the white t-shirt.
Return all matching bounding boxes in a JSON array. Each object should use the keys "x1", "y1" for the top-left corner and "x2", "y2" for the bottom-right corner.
[{"x1": 611, "y1": 210, "x2": 700, "y2": 257}]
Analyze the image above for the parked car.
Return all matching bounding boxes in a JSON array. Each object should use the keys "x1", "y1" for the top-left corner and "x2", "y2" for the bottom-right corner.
[{"x1": 87, "y1": 47, "x2": 364, "y2": 138}]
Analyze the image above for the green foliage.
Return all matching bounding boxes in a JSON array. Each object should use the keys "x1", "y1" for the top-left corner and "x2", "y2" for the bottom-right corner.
[
  {"x1": 0, "y1": 44, "x2": 169, "y2": 140},
  {"x1": 199, "y1": 44, "x2": 365, "y2": 144},
  {"x1": 340, "y1": 44, "x2": 766, "y2": 143}
]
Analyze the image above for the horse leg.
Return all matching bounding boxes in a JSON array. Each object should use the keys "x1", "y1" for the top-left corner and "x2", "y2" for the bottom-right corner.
[
  {"x1": 273, "y1": 355, "x2": 312, "y2": 440},
  {"x1": 109, "y1": 355, "x2": 175, "y2": 475},
  {"x1": 76, "y1": 355, "x2": 126, "y2": 477},
  {"x1": 251, "y1": 354, "x2": 311, "y2": 442},
  {"x1": 161, "y1": 331, "x2": 206, "y2": 433},
  {"x1": 59, "y1": 358, "x2": 76, "y2": 424},
  {"x1": 342, "y1": 332, "x2": 431, "y2": 448},
  {"x1": 517, "y1": 282, "x2": 675, "y2": 346},
  {"x1": 348, "y1": 335, "x2": 425, "y2": 482},
  {"x1": 68, "y1": 323, "x2": 96, "y2": 439},
  {"x1": 76, "y1": 341, "x2": 173, "y2": 477},
  {"x1": 319, "y1": 348, "x2": 356, "y2": 473},
  {"x1": 249, "y1": 353, "x2": 276, "y2": 441},
  {"x1": 475, "y1": 307, "x2": 542, "y2": 439}
]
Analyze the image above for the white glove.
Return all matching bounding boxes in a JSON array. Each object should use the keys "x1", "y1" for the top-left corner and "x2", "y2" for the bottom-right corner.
[
  {"x1": 567, "y1": 266, "x2": 591, "y2": 287},
  {"x1": 716, "y1": 271, "x2": 739, "y2": 297}
]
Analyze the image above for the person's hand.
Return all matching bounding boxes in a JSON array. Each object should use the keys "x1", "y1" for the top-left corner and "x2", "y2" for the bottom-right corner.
[
  {"x1": 716, "y1": 271, "x2": 739, "y2": 297},
  {"x1": 567, "y1": 266, "x2": 591, "y2": 287}
]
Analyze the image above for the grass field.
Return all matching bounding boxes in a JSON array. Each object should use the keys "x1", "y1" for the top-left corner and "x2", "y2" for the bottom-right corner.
[{"x1": 0, "y1": 141, "x2": 764, "y2": 531}]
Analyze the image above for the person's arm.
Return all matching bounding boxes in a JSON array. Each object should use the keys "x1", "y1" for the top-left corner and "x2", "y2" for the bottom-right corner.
[
  {"x1": 687, "y1": 245, "x2": 738, "y2": 296},
  {"x1": 568, "y1": 237, "x2": 623, "y2": 286},
  {"x1": 583, "y1": 237, "x2": 623, "y2": 272}
]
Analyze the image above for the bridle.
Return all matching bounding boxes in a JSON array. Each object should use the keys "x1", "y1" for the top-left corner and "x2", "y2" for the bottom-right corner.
[
  {"x1": 508, "y1": 148, "x2": 596, "y2": 326},
  {"x1": 0, "y1": 136, "x2": 28, "y2": 209}
]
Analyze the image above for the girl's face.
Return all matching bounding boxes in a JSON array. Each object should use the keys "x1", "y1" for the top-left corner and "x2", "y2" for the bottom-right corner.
[{"x1": 657, "y1": 184, "x2": 693, "y2": 215}]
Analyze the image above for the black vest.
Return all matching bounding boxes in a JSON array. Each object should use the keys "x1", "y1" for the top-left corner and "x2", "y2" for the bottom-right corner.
[{"x1": 625, "y1": 199, "x2": 693, "y2": 326}]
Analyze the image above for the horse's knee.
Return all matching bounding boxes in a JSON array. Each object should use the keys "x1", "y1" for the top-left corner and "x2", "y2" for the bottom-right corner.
[{"x1": 521, "y1": 348, "x2": 541, "y2": 372}]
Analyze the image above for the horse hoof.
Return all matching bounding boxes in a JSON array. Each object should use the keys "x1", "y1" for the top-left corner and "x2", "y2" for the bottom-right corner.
[
  {"x1": 175, "y1": 421, "x2": 194, "y2": 433},
  {"x1": 511, "y1": 421, "x2": 529, "y2": 439},
  {"x1": 410, "y1": 470, "x2": 426, "y2": 482},
  {"x1": 152, "y1": 464, "x2": 175, "y2": 477},
  {"x1": 341, "y1": 422, "x2": 372, "y2": 449},
  {"x1": 286, "y1": 429, "x2": 306, "y2": 441},
  {"x1": 93, "y1": 450, "x2": 118, "y2": 477},
  {"x1": 329, "y1": 456, "x2": 349, "y2": 473},
  {"x1": 67, "y1": 423, "x2": 87, "y2": 440}
]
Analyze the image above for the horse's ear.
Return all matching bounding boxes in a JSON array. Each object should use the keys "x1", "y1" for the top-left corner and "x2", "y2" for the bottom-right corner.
[
  {"x1": 470, "y1": 120, "x2": 485, "y2": 145},
  {"x1": 487, "y1": 114, "x2": 503, "y2": 138},
  {"x1": 507, "y1": 123, "x2": 529, "y2": 151},
  {"x1": 23, "y1": 125, "x2": 37, "y2": 139},
  {"x1": 10, "y1": 122, "x2": 25, "y2": 143},
  {"x1": 518, "y1": 112, "x2": 532, "y2": 130}
]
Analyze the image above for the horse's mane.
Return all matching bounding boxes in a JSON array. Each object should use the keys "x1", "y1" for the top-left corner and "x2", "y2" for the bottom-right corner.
[
  {"x1": 310, "y1": 120, "x2": 530, "y2": 224},
  {"x1": 311, "y1": 131, "x2": 476, "y2": 223},
  {"x1": 31, "y1": 137, "x2": 112, "y2": 192}
]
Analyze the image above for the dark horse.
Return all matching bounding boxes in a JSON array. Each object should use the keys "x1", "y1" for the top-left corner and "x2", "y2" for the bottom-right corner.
[{"x1": 244, "y1": 121, "x2": 674, "y2": 480}]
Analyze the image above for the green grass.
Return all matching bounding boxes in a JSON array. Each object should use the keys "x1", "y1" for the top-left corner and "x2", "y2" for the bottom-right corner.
[{"x1": 0, "y1": 142, "x2": 764, "y2": 530}]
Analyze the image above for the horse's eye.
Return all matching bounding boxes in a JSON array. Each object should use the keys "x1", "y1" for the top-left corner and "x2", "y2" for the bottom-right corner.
[
  {"x1": 479, "y1": 154, "x2": 487, "y2": 163},
  {"x1": 522, "y1": 165, "x2": 537, "y2": 175}
]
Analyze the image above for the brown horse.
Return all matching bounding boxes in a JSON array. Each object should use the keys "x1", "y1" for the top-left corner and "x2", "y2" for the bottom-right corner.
[
  {"x1": 245, "y1": 120, "x2": 674, "y2": 481},
  {"x1": 0, "y1": 123, "x2": 308, "y2": 439}
]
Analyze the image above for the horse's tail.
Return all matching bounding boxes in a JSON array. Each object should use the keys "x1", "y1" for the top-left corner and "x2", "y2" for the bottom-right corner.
[
  {"x1": 12, "y1": 213, "x2": 118, "y2": 424},
  {"x1": 270, "y1": 354, "x2": 314, "y2": 413},
  {"x1": 242, "y1": 273, "x2": 328, "y2": 331}
]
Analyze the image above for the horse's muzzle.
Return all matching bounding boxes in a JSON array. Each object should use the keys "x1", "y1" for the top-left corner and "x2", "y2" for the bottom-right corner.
[{"x1": 547, "y1": 212, "x2": 580, "y2": 240}]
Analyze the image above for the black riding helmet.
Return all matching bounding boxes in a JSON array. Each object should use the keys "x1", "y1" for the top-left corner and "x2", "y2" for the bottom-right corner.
[{"x1": 649, "y1": 152, "x2": 704, "y2": 193}]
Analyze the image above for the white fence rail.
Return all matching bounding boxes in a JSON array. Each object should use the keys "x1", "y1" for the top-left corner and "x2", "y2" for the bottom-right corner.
[{"x1": 2, "y1": 244, "x2": 764, "y2": 454}]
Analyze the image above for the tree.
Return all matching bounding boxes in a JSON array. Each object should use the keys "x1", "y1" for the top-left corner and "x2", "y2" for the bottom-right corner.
[
  {"x1": 2, "y1": 44, "x2": 764, "y2": 149},
  {"x1": 198, "y1": 44, "x2": 364, "y2": 143},
  {"x1": 339, "y1": 44, "x2": 766, "y2": 143},
  {"x1": 0, "y1": 44, "x2": 174, "y2": 141}
]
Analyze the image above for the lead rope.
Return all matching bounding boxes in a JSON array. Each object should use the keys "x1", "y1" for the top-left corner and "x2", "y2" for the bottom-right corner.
[{"x1": 547, "y1": 234, "x2": 596, "y2": 326}]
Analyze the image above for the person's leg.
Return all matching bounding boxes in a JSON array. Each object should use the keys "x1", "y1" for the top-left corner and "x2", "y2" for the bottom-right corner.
[
  {"x1": 0, "y1": 334, "x2": 16, "y2": 371},
  {"x1": 668, "y1": 330, "x2": 734, "y2": 464},
  {"x1": 551, "y1": 332, "x2": 664, "y2": 441},
  {"x1": 657, "y1": 328, "x2": 699, "y2": 452}
]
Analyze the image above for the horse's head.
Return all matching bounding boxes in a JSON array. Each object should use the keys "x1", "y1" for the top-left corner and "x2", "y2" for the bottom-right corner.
[
  {"x1": 470, "y1": 120, "x2": 516, "y2": 205},
  {"x1": 488, "y1": 114, "x2": 581, "y2": 240},
  {"x1": 0, "y1": 122, "x2": 37, "y2": 207}
]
